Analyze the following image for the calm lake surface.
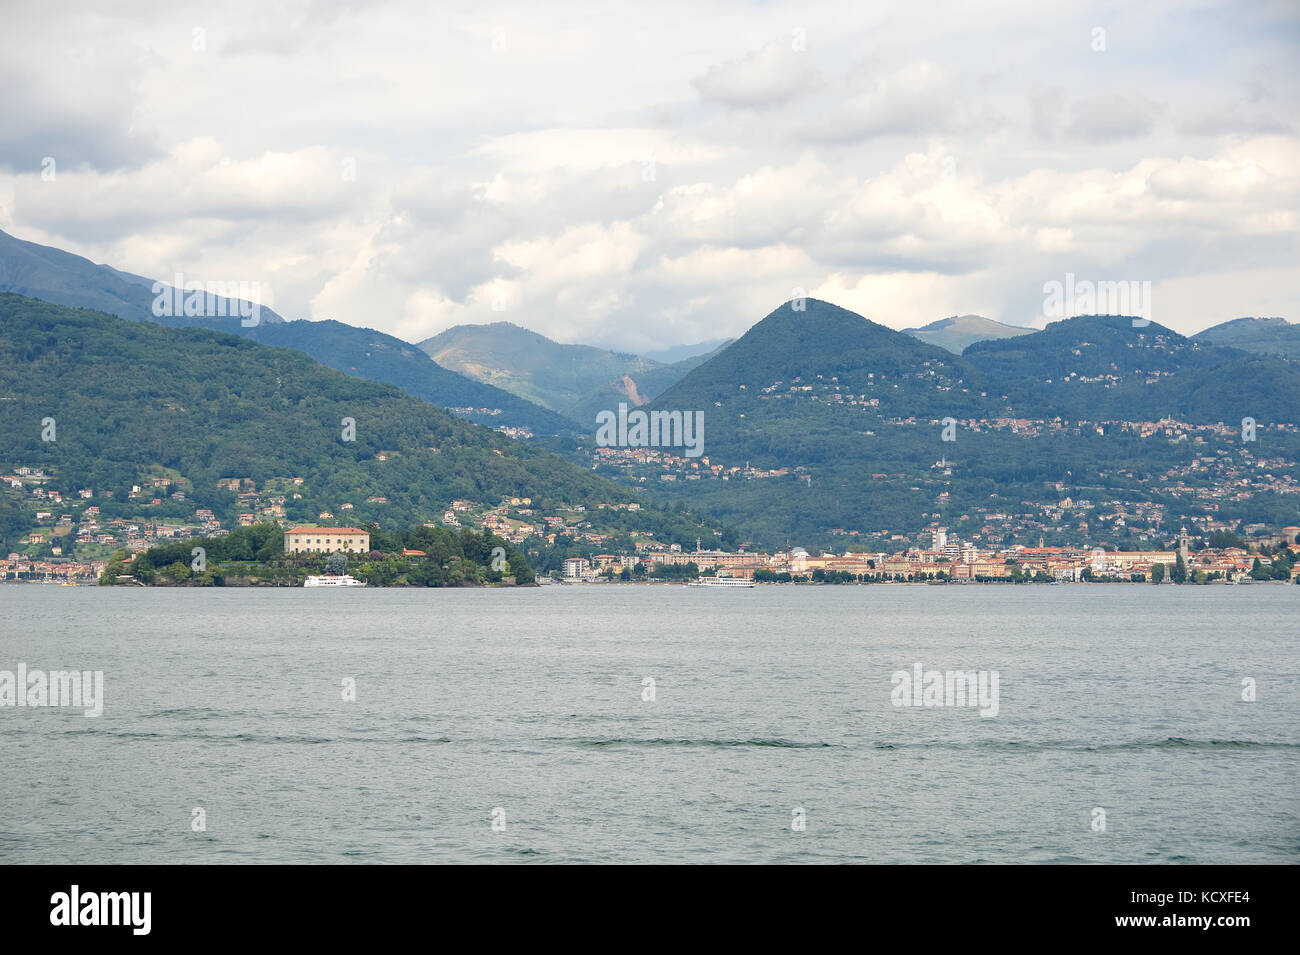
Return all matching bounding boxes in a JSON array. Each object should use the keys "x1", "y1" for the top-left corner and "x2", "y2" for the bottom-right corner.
[{"x1": 2, "y1": 584, "x2": 1297, "y2": 864}]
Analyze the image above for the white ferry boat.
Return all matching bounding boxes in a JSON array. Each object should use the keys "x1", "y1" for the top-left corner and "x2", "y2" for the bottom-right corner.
[
  {"x1": 687, "y1": 577, "x2": 754, "y2": 588},
  {"x1": 303, "y1": 574, "x2": 366, "y2": 587}
]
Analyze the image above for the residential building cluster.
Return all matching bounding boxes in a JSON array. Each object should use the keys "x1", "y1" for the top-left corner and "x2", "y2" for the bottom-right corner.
[
  {"x1": 586, "y1": 412, "x2": 1298, "y2": 547},
  {"x1": 558, "y1": 526, "x2": 1300, "y2": 583},
  {"x1": 4, "y1": 443, "x2": 1297, "y2": 587}
]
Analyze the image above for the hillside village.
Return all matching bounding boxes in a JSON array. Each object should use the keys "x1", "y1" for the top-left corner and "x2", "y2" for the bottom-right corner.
[
  {"x1": 2, "y1": 456, "x2": 1297, "y2": 585},
  {"x1": 589, "y1": 410, "x2": 1299, "y2": 547},
  {"x1": 4, "y1": 292, "x2": 1298, "y2": 583},
  {"x1": 0, "y1": 462, "x2": 651, "y2": 582}
]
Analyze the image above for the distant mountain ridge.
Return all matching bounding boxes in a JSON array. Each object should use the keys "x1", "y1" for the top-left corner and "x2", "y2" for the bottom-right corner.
[
  {"x1": 0, "y1": 227, "x2": 288, "y2": 326},
  {"x1": 420, "y1": 321, "x2": 656, "y2": 410},
  {"x1": 624, "y1": 299, "x2": 1300, "y2": 547},
  {"x1": 637, "y1": 339, "x2": 729, "y2": 363},
  {"x1": 903, "y1": 314, "x2": 1034, "y2": 354},
  {"x1": 653, "y1": 301, "x2": 1300, "y2": 428},
  {"x1": 1194, "y1": 316, "x2": 1300, "y2": 362},
  {"x1": 420, "y1": 321, "x2": 724, "y2": 426},
  {"x1": 964, "y1": 314, "x2": 1300, "y2": 421},
  {"x1": 0, "y1": 293, "x2": 624, "y2": 547},
  {"x1": 7, "y1": 227, "x2": 1296, "y2": 552},
  {"x1": 0, "y1": 229, "x2": 573, "y2": 436}
]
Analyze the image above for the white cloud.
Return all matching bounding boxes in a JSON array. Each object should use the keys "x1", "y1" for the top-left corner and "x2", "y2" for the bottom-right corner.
[
  {"x1": 693, "y1": 40, "x2": 822, "y2": 109},
  {"x1": 0, "y1": 0, "x2": 1296, "y2": 348},
  {"x1": 801, "y1": 62, "x2": 954, "y2": 143},
  {"x1": 1066, "y1": 91, "x2": 1162, "y2": 142}
]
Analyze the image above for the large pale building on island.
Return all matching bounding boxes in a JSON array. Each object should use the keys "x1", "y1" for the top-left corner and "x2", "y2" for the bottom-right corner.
[{"x1": 283, "y1": 526, "x2": 370, "y2": 554}]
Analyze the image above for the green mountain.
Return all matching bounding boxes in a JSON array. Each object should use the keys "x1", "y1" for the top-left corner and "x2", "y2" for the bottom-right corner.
[
  {"x1": 0, "y1": 226, "x2": 288, "y2": 326},
  {"x1": 0, "y1": 293, "x2": 724, "y2": 553},
  {"x1": 419, "y1": 321, "x2": 721, "y2": 426},
  {"x1": 421, "y1": 322, "x2": 656, "y2": 411},
  {"x1": 246, "y1": 319, "x2": 576, "y2": 436},
  {"x1": 607, "y1": 300, "x2": 1300, "y2": 548},
  {"x1": 0, "y1": 229, "x2": 572, "y2": 436},
  {"x1": 656, "y1": 299, "x2": 978, "y2": 414},
  {"x1": 965, "y1": 314, "x2": 1300, "y2": 422},
  {"x1": 903, "y1": 314, "x2": 1034, "y2": 354},
  {"x1": 565, "y1": 343, "x2": 727, "y2": 427},
  {"x1": 418, "y1": 320, "x2": 722, "y2": 426},
  {"x1": 1193, "y1": 316, "x2": 1300, "y2": 362},
  {"x1": 622, "y1": 300, "x2": 985, "y2": 542}
]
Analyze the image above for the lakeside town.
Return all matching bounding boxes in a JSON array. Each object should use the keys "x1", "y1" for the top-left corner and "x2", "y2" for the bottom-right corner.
[
  {"x1": 4, "y1": 403, "x2": 1299, "y2": 587},
  {"x1": 3, "y1": 456, "x2": 1297, "y2": 586},
  {"x1": 557, "y1": 525, "x2": 1300, "y2": 583},
  {"x1": 8, "y1": 528, "x2": 1299, "y2": 585}
]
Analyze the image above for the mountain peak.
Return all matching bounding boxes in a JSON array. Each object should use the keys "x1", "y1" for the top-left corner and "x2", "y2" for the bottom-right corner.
[
  {"x1": 0, "y1": 227, "x2": 287, "y2": 328},
  {"x1": 651, "y1": 298, "x2": 963, "y2": 410},
  {"x1": 903, "y1": 313, "x2": 1034, "y2": 354},
  {"x1": 966, "y1": 314, "x2": 1186, "y2": 357},
  {"x1": 766, "y1": 297, "x2": 873, "y2": 322},
  {"x1": 910, "y1": 313, "x2": 992, "y2": 331},
  {"x1": 1194, "y1": 314, "x2": 1300, "y2": 361}
]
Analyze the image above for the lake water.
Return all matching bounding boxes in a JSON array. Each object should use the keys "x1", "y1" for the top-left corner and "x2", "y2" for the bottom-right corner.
[{"x1": 1, "y1": 584, "x2": 1296, "y2": 864}]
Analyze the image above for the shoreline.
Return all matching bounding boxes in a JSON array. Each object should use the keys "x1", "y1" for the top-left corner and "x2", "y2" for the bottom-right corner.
[{"x1": 8, "y1": 578, "x2": 1293, "y2": 588}]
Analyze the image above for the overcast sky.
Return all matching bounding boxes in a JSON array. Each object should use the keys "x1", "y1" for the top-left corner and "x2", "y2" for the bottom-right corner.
[{"x1": 1, "y1": 0, "x2": 1296, "y2": 350}]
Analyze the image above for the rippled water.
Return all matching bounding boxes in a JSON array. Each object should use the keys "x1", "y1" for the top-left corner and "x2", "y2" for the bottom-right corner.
[{"x1": 2, "y1": 584, "x2": 1297, "y2": 863}]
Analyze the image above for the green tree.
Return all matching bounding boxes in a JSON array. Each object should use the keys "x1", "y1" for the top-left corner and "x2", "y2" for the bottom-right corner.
[{"x1": 1150, "y1": 562, "x2": 1165, "y2": 584}]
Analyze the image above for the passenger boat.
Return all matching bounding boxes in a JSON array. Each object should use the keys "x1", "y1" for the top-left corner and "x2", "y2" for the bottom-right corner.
[{"x1": 303, "y1": 574, "x2": 366, "y2": 587}]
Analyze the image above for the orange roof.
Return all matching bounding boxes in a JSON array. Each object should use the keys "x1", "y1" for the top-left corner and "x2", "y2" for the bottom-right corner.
[{"x1": 285, "y1": 527, "x2": 369, "y2": 535}]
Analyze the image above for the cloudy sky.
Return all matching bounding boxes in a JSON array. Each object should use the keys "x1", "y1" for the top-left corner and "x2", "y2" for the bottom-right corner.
[{"x1": 1, "y1": 0, "x2": 1296, "y2": 350}]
